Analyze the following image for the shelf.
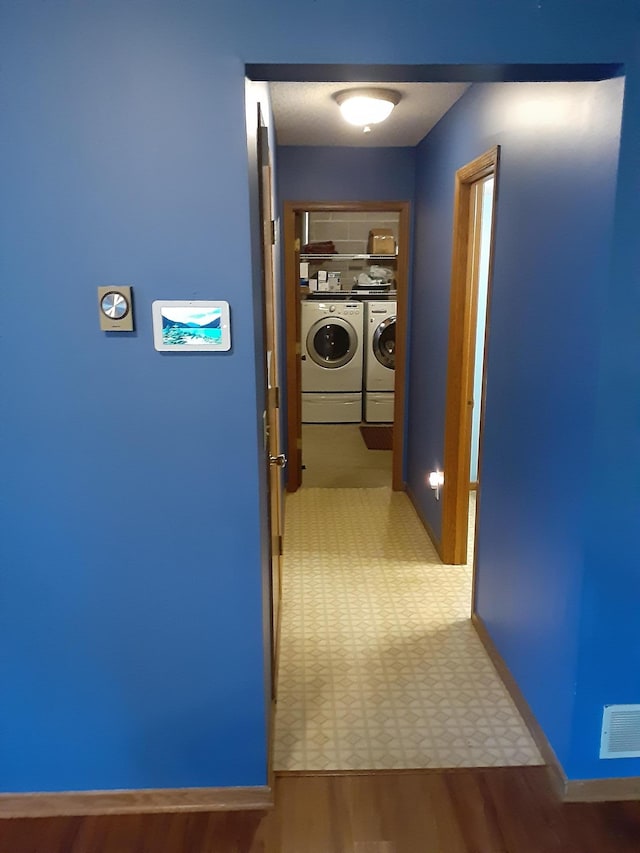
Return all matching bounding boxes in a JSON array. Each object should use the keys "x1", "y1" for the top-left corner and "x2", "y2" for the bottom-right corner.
[
  {"x1": 299, "y1": 253, "x2": 397, "y2": 261},
  {"x1": 304, "y1": 290, "x2": 398, "y2": 299}
]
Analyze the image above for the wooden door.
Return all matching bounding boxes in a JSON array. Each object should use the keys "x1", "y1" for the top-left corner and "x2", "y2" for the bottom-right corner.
[
  {"x1": 257, "y1": 114, "x2": 285, "y2": 681},
  {"x1": 442, "y1": 147, "x2": 499, "y2": 565}
]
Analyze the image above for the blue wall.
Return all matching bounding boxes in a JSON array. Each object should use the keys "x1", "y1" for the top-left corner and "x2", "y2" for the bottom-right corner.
[
  {"x1": 1, "y1": 0, "x2": 639, "y2": 794},
  {"x1": 406, "y1": 79, "x2": 626, "y2": 776},
  {"x1": 278, "y1": 146, "x2": 416, "y2": 203},
  {"x1": 572, "y1": 53, "x2": 640, "y2": 779},
  {"x1": 0, "y1": 5, "x2": 269, "y2": 792}
]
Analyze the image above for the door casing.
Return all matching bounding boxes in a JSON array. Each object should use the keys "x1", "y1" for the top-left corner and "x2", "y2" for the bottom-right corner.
[{"x1": 441, "y1": 146, "x2": 500, "y2": 566}]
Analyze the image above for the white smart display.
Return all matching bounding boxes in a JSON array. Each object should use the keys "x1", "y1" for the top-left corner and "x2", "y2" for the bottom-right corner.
[{"x1": 152, "y1": 301, "x2": 231, "y2": 352}]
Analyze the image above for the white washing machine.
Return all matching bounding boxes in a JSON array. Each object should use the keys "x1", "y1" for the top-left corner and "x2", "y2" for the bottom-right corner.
[
  {"x1": 301, "y1": 301, "x2": 364, "y2": 423},
  {"x1": 365, "y1": 301, "x2": 396, "y2": 423}
]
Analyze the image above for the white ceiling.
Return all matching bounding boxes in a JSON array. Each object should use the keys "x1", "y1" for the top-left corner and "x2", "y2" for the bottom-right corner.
[{"x1": 269, "y1": 81, "x2": 471, "y2": 148}]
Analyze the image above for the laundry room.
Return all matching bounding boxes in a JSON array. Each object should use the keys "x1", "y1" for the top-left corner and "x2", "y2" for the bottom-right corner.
[{"x1": 297, "y1": 206, "x2": 402, "y2": 487}]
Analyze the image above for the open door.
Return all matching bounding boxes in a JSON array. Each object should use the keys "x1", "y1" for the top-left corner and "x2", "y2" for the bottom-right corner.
[
  {"x1": 257, "y1": 110, "x2": 285, "y2": 683},
  {"x1": 442, "y1": 147, "x2": 499, "y2": 564}
]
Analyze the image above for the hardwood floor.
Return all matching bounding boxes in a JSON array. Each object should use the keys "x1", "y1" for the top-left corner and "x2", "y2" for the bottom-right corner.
[{"x1": 2, "y1": 768, "x2": 640, "y2": 852}]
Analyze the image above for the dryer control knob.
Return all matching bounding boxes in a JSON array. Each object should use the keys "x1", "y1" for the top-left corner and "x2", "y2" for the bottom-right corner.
[{"x1": 329, "y1": 305, "x2": 336, "y2": 312}]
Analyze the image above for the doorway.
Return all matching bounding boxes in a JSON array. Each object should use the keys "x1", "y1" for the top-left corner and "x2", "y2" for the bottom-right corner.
[
  {"x1": 283, "y1": 201, "x2": 411, "y2": 493},
  {"x1": 442, "y1": 147, "x2": 499, "y2": 565},
  {"x1": 250, "y1": 66, "x2": 624, "y2": 784},
  {"x1": 257, "y1": 87, "x2": 535, "y2": 775}
]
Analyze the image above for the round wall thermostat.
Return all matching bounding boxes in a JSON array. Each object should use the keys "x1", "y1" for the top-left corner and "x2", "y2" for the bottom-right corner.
[
  {"x1": 100, "y1": 290, "x2": 129, "y2": 320},
  {"x1": 97, "y1": 285, "x2": 134, "y2": 332}
]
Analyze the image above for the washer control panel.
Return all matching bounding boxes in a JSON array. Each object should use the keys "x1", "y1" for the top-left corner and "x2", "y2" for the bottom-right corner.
[
  {"x1": 341, "y1": 306, "x2": 361, "y2": 316},
  {"x1": 315, "y1": 302, "x2": 362, "y2": 318}
]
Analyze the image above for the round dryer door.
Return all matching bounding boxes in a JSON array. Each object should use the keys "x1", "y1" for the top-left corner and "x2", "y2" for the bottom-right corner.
[
  {"x1": 373, "y1": 316, "x2": 396, "y2": 369},
  {"x1": 307, "y1": 318, "x2": 357, "y2": 369}
]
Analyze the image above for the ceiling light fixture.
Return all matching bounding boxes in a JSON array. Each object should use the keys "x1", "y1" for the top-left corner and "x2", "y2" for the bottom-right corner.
[{"x1": 334, "y1": 88, "x2": 401, "y2": 128}]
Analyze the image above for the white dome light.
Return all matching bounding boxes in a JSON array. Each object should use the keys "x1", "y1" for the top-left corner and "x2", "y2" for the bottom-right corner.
[{"x1": 334, "y1": 88, "x2": 401, "y2": 127}]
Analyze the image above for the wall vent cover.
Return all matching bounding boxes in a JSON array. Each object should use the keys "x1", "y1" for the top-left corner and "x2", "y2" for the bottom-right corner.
[{"x1": 600, "y1": 705, "x2": 640, "y2": 759}]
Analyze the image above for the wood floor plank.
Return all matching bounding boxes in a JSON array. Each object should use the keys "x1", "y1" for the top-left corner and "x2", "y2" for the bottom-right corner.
[
  {"x1": 2, "y1": 768, "x2": 640, "y2": 853},
  {"x1": 275, "y1": 775, "x2": 343, "y2": 853},
  {"x1": 483, "y1": 767, "x2": 570, "y2": 852},
  {"x1": 422, "y1": 773, "x2": 470, "y2": 853},
  {"x1": 341, "y1": 775, "x2": 386, "y2": 847},
  {"x1": 563, "y1": 799, "x2": 640, "y2": 853},
  {"x1": 443, "y1": 769, "x2": 509, "y2": 852}
]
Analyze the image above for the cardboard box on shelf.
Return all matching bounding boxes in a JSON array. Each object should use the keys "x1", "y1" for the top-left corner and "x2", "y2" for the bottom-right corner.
[
  {"x1": 367, "y1": 228, "x2": 396, "y2": 255},
  {"x1": 316, "y1": 270, "x2": 330, "y2": 291}
]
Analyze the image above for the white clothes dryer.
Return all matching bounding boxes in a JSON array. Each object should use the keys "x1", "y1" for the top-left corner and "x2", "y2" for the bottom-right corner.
[
  {"x1": 364, "y1": 300, "x2": 396, "y2": 423},
  {"x1": 301, "y1": 301, "x2": 364, "y2": 423}
]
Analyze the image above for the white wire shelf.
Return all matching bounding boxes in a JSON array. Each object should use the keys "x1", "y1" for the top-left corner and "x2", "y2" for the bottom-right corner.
[{"x1": 299, "y1": 253, "x2": 398, "y2": 261}]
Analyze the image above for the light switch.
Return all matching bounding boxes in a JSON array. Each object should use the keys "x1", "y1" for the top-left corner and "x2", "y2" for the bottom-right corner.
[{"x1": 98, "y1": 285, "x2": 134, "y2": 332}]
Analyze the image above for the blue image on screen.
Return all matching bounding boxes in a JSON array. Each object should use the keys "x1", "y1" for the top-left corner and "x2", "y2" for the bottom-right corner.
[{"x1": 161, "y1": 307, "x2": 222, "y2": 346}]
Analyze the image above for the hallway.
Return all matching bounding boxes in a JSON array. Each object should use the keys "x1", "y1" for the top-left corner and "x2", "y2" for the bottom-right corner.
[{"x1": 273, "y1": 486, "x2": 541, "y2": 771}]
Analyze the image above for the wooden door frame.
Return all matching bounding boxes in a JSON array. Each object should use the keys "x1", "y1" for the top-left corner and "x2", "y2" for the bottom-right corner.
[
  {"x1": 283, "y1": 200, "x2": 411, "y2": 492},
  {"x1": 441, "y1": 147, "x2": 500, "y2": 565}
]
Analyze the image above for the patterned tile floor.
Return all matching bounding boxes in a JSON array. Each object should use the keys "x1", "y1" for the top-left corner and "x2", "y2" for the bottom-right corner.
[
  {"x1": 273, "y1": 486, "x2": 543, "y2": 771},
  {"x1": 302, "y1": 424, "x2": 392, "y2": 488}
]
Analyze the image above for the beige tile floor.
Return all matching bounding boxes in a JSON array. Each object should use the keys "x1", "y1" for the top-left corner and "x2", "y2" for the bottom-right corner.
[
  {"x1": 273, "y1": 485, "x2": 543, "y2": 771},
  {"x1": 302, "y1": 424, "x2": 392, "y2": 488}
]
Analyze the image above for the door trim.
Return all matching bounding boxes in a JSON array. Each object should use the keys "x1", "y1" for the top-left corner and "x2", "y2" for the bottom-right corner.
[
  {"x1": 283, "y1": 200, "x2": 410, "y2": 492},
  {"x1": 441, "y1": 147, "x2": 499, "y2": 564},
  {"x1": 0, "y1": 786, "x2": 273, "y2": 817}
]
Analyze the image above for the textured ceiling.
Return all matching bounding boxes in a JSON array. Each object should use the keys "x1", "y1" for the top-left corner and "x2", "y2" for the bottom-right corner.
[{"x1": 269, "y1": 81, "x2": 470, "y2": 148}]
